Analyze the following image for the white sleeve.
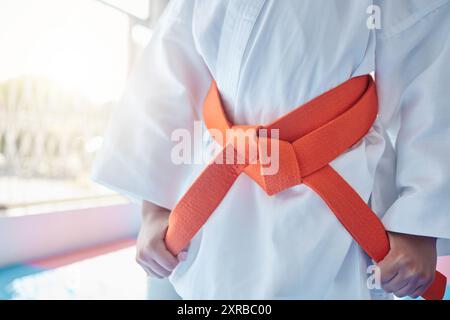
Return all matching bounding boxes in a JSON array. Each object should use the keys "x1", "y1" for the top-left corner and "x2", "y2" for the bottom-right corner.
[
  {"x1": 375, "y1": 0, "x2": 450, "y2": 253},
  {"x1": 91, "y1": 0, "x2": 212, "y2": 209}
]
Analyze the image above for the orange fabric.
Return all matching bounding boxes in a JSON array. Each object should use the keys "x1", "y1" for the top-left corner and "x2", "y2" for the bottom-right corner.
[{"x1": 165, "y1": 75, "x2": 446, "y2": 300}]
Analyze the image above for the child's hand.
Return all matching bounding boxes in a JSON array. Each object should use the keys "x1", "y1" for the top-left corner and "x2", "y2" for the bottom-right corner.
[
  {"x1": 136, "y1": 201, "x2": 187, "y2": 278},
  {"x1": 378, "y1": 231, "x2": 437, "y2": 298}
]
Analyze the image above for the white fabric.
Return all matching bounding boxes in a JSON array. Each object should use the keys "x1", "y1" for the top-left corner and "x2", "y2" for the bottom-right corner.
[{"x1": 92, "y1": 0, "x2": 450, "y2": 299}]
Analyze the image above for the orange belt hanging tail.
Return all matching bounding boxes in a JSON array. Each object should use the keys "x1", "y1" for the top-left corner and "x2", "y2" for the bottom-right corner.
[{"x1": 164, "y1": 75, "x2": 447, "y2": 300}]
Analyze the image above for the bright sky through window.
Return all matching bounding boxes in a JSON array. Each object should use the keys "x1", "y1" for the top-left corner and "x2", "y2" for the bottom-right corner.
[
  {"x1": 0, "y1": 0, "x2": 129, "y2": 104},
  {"x1": 101, "y1": 0, "x2": 150, "y2": 20}
]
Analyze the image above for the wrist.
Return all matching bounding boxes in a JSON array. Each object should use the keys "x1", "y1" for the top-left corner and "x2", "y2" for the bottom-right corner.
[
  {"x1": 141, "y1": 201, "x2": 170, "y2": 223},
  {"x1": 387, "y1": 231, "x2": 437, "y2": 247}
]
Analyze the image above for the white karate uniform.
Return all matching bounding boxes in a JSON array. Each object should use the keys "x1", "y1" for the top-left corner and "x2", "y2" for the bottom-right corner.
[{"x1": 92, "y1": 0, "x2": 450, "y2": 299}]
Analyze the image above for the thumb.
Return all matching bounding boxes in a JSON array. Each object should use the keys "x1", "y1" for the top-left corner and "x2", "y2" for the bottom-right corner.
[{"x1": 377, "y1": 250, "x2": 399, "y2": 285}]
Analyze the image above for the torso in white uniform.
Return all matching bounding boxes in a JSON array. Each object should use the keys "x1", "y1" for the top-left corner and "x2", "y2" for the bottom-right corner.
[{"x1": 92, "y1": 0, "x2": 450, "y2": 299}]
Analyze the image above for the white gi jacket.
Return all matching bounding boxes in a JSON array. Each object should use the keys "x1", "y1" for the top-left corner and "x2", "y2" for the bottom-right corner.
[{"x1": 92, "y1": 0, "x2": 450, "y2": 299}]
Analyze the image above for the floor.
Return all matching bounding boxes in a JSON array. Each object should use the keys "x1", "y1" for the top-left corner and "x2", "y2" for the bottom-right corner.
[
  {"x1": 1, "y1": 238, "x2": 449, "y2": 300},
  {"x1": 0, "y1": 238, "x2": 148, "y2": 299}
]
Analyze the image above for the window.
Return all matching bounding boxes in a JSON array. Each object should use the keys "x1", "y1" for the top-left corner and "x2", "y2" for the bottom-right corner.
[{"x1": 0, "y1": 0, "x2": 168, "y2": 216}]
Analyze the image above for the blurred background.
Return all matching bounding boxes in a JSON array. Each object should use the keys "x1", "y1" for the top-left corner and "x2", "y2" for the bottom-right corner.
[{"x1": 0, "y1": 0, "x2": 178, "y2": 299}]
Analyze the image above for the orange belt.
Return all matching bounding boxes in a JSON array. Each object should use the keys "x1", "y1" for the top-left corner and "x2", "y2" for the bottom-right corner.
[{"x1": 165, "y1": 75, "x2": 446, "y2": 300}]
